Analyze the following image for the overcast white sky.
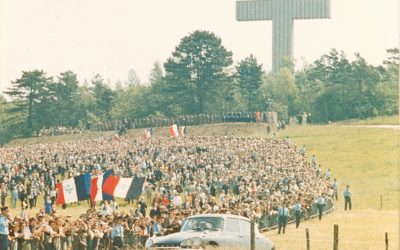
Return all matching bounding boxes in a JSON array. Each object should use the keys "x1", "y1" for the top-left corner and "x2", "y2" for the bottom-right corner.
[{"x1": 0, "y1": 0, "x2": 398, "y2": 92}]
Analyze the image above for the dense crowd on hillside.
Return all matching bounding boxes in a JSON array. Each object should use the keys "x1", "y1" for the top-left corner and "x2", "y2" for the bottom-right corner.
[
  {"x1": 93, "y1": 112, "x2": 269, "y2": 131},
  {"x1": 0, "y1": 135, "x2": 334, "y2": 249},
  {"x1": 38, "y1": 111, "x2": 275, "y2": 138}
]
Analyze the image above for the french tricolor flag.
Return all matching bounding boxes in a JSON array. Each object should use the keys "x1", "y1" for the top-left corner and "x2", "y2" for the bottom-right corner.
[
  {"x1": 90, "y1": 175, "x2": 104, "y2": 203},
  {"x1": 179, "y1": 126, "x2": 186, "y2": 137},
  {"x1": 169, "y1": 124, "x2": 179, "y2": 137},
  {"x1": 144, "y1": 128, "x2": 153, "y2": 139},
  {"x1": 90, "y1": 169, "x2": 114, "y2": 203},
  {"x1": 102, "y1": 176, "x2": 145, "y2": 200},
  {"x1": 56, "y1": 173, "x2": 91, "y2": 205}
]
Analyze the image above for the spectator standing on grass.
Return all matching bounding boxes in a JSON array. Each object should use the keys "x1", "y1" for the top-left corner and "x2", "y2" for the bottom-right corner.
[
  {"x1": 44, "y1": 195, "x2": 53, "y2": 215},
  {"x1": 138, "y1": 198, "x2": 147, "y2": 217},
  {"x1": 325, "y1": 169, "x2": 331, "y2": 180},
  {"x1": 332, "y1": 178, "x2": 338, "y2": 201},
  {"x1": 299, "y1": 144, "x2": 306, "y2": 156},
  {"x1": 293, "y1": 198, "x2": 302, "y2": 228},
  {"x1": 316, "y1": 165, "x2": 322, "y2": 177},
  {"x1": 311, "y1": 155, "x2": 317, "y2": 169},
  {"x1": 315, "y1": 194, "x2": 325, "y2": 221},
  {"x1": 11, "y1": 187, "x2": 18, "y2": 209},
  {"x1": 50, "y1": 189, "x2": 57, "y2": 205},
  {"x1": 18, "y1": 187, "x2": 26, "y2": 209},
  {"x1": 343, "y1": 185, "x2": 352, "y2": 211},
  {"x1": 301, "y1": 112, "x2": 308, "y2": 125},
  {"x1": 0, "y1": 186, "x2": 7, "y2": 207},
  {"x1": 145, "y1": 184, "x2": 153, "y2": 205},
  {"x1": 277, "y1": 202, "x2": 289, "y2": 234},
  {"x1": 28, "y1": 189, "x2": 35, "y2": 209}
]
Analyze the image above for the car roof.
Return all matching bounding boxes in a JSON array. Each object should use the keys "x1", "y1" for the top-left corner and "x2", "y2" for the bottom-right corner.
[{"x1": 187, "y1": 213, "x2": 251, "y2": 222}]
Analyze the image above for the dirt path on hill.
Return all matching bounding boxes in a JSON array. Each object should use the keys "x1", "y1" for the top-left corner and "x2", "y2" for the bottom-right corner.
[{"x1": 343, "y1": 125, "x2": 400, "y2": 130}]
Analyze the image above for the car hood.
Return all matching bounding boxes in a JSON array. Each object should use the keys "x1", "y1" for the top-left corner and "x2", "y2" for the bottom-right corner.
[{"x1": 153, "y1": 230, "x2": 221, "y2": 246}]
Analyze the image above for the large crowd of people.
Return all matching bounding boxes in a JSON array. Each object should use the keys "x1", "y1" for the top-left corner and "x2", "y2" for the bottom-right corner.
[
  {"x1": 38, "y1": 111, "x2": 275, "y2": 138},
  {"x1": 0, "y1": 134, "x2": 334, "y2": 249},
  {"x1": 92, "y1": 112, "x2": 270, "y2": 131}
]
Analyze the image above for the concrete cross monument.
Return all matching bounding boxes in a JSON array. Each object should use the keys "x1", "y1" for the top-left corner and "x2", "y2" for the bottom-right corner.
[{"x1": 236, "y1": 0, "x2": 331, "y2": 72}]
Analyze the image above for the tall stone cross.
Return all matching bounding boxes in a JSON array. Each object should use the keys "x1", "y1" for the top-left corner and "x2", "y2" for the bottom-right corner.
[{"x1": 236, "y1": 0, "x2": 331, "y2": 72}]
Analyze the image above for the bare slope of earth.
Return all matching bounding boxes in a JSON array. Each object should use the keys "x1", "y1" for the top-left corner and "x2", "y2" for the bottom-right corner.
[{"x1": 343, "y1": 124, "x2": 400, "y2": 129}]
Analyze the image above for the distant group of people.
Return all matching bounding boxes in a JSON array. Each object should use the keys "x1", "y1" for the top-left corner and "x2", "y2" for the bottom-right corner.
[
  {"x1": 38, "y1": 127, "x2": 85, "y2": 137},
  {"x1": 37, "y1": 112, "x2": 277, "y2": 138},
  {"x1": 288, "y1": 112, "x2": 312, "y2": 126},
  {"x1": 37, "y1": 110, "x2": 319, "y2": 142},
  {"x1": 92, "y1": 111, "x2": 274, "y2": 133}
]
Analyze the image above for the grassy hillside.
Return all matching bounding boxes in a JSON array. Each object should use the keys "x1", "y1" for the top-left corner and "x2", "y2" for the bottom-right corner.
[{"x1": 276, "y1": 125, "x2": 399, "y2": 210}]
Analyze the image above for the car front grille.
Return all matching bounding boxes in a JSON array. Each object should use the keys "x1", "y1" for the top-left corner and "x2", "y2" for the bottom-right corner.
[
  {"x1": 150, "y1": 247, "x2": 180, "y2": 250},
  {"x1": 151, "y1": 243, "x2": 181, "y2": 250}
]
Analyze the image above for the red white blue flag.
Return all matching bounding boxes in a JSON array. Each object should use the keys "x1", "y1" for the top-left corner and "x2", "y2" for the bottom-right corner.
[
  {"x1": 169, "y1": 124, "x2": 179, "y2": 137},
  {"x1": 102, "y1": 176, "x2": 146, "y2": 200},
  {"x1": 56, "y1": 173, "x2": 91, "y2": 205}
]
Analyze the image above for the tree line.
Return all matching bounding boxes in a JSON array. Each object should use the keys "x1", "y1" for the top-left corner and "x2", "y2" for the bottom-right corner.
[{"x1": 0, "y1": 30, "x2": 398, "y2": 144}]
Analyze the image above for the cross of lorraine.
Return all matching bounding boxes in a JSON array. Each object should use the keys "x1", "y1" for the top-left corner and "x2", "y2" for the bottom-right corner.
[{"x1": 236, "y1": 0, "x2": 331, "y2": 72}]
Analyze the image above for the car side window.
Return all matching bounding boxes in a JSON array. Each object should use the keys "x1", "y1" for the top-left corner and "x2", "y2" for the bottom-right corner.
[
  {"x1": 224, "y1": 218, "x2": 240, "y2": 233},
  {"x1": 239, "y1": 219, "x2": 250, "y2": 234}
]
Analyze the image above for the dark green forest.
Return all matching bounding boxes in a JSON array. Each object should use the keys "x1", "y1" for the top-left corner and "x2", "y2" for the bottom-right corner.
[{"x1": 0, "y1": 31, "x2": 398, "y2": 144}]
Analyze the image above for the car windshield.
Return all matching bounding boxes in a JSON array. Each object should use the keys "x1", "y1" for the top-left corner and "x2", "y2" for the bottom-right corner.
[{"x1": 181, "y1": 217, "x2": 224, "y2": 232}]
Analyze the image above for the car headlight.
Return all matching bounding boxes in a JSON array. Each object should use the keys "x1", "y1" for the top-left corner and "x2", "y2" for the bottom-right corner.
[
  {"x1": 180, "y1": 237, "x2": 203, "y2": 249},
  {"x1": 145, "y1": 238, "x2": 153, "y2": 249}
]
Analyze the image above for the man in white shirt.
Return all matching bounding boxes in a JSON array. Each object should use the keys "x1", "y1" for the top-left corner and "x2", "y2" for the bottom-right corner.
[
  {"x1": 315, "y1": 194, "x2": 326, "y2": 221},
  {"x1": 100, "y1": 201, "x2": 113, "y2": 216},
  {"x1": 172, "y1": 194, "x2": 183, "y2": 208}
]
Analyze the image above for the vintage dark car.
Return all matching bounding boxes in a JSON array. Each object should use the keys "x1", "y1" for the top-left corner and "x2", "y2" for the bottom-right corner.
[{"x1": 145, "y1": 214, "x2": 275, "y2": 249}]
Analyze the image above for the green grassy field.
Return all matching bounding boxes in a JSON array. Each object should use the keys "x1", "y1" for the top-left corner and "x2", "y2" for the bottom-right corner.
[
  {"x1": 276, "y1": 125, "x2": 399, "y2": 210},
  {"x1": 333, "y1": 115, "x2": 399, "y2": 125},
  {"x1": 4, "y1": 117, "x2": 399, "y2": 250},
  {"x1": 269, "y1": 124, "x2": 399, "y2": 249}
]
